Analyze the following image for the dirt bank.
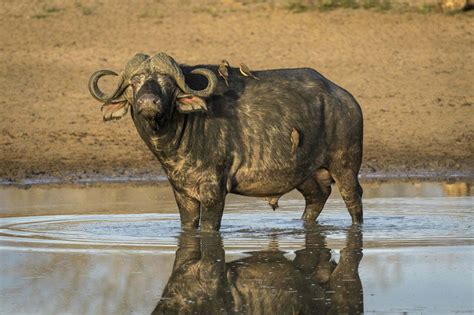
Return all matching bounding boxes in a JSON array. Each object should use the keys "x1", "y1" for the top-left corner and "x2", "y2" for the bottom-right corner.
[{"x1": 0, "y1": 1, "x2": 473, "y2": 184}]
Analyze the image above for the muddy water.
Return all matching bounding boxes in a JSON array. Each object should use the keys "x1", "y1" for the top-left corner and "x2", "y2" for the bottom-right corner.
[{"x1": 0, "y1": 181, "x2": 473, "y2": 314}]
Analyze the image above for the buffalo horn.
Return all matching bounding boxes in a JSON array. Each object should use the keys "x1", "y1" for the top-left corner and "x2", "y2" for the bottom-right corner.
[{"x1": 150, "y1": 53, "x2": 217, "y2": 98}]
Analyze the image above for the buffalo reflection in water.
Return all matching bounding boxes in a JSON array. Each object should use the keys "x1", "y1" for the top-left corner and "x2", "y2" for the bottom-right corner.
[{"x1": 153, "y1": 226, "x2": 363, "y2": 315}]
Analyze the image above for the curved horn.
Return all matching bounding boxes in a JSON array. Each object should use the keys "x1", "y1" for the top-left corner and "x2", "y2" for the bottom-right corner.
[
  {"x1": 188, "y1": 68, "x2": 218, "y2": 97},
  {"x1": 150, "y1": 53, "x2": 217, "y2": 98},
  {"x1": 88, "y1": 70, "x2": 127, "y2": 103}
]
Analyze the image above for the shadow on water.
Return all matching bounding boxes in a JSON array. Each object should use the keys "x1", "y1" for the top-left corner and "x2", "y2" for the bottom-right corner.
[{"x1": 153, "y1": 225, "x2": 363, "y2": 315}]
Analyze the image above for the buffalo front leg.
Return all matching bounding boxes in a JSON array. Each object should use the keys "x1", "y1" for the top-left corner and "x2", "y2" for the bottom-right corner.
[
  {"x1": 199, "y1": 184, "x2": 226, "y2": 232},
  {"x1": 297, "y1": 177, "x2": 332, "y2": 222},
  {"x1": 173, "y1": 190, "x2": 200, "y2": 230}
]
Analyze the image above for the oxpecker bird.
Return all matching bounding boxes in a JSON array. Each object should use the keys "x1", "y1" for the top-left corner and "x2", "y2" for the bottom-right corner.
[
  {"x1": 239, "y1": 63, "x2": 260, "y2": 80},
  {"x1": 291, "y1": 127, "x2": 300, "y2": 155},
  {"x1": 218, "y1": 59, "x2": 230, "y2": 86}
]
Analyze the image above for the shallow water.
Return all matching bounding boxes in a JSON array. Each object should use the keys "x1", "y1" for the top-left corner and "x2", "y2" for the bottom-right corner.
[{"x1": 0, "y1": 181, "x2": 473, "y2": 314}]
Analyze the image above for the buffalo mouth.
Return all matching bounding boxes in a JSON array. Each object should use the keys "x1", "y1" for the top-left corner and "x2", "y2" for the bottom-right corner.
[{"x1": 138, "y1": 107, "x2": 159, "y2": 119}]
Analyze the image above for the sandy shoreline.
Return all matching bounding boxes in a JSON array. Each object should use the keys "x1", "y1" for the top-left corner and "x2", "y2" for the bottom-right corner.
[
  {"x1": 0, "y1": 1, "x2": 473, "y2": 183},
  {"x1": 1, "y1": 170, "x2": 472, "y2": 189}
]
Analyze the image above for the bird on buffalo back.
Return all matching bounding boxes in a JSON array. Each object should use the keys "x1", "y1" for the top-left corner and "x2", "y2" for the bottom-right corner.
[
  {"x1": 239, "y1": 63, "x2": 259, "y2": 80},
  {"x1": 218, "y1": 59, "x2": 230, "y2": 87}
]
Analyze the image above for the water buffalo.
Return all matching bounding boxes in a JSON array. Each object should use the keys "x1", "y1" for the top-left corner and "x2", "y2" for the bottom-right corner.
[
  {"x1": 88, "y1": 53, "x2": 363, "y2": 231},
  {"x1": 152, "y1": 226, "x2": 364, "y2": 314}
]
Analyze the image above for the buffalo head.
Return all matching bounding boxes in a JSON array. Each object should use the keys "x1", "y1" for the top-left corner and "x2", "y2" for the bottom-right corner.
[{"x1": 88, "y1": 52, "x2": 218, "y2": 123}]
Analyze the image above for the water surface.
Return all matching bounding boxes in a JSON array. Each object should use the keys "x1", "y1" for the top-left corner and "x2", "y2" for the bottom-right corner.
[{"x1": 0, "y1": 181, "x2": 472, "y2": 314}]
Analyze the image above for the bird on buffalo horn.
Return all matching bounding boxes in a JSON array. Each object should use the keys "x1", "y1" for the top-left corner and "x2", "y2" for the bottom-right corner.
[
  {"x1": 239, "y1": 63, "x2": 260, "y2": 80},
  {"x1": 218, "y1": 59, "x2": 230, "y2": 86}
]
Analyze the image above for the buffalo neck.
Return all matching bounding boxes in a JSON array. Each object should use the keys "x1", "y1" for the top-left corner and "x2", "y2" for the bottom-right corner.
[{"x1": 132, "y1": 107, "x2": 206, "y2": 174}]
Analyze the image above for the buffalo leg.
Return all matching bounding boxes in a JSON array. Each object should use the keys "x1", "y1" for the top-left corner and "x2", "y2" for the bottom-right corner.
[
  {"x1": 328, "y1": 226, "x2": 364, "y2": 313},
  {"x1": 332, "y1": 171, "x2": 363, "y2": 224},
  {"x1": 199, "y1": 184, "x2": 226, "y2": 231},
  {"x1": 173, "y1": 190, "x2": 200, "y2": 230},
  {"x1": 298, "y1": 177, "x2": 331, "y2": 222}
]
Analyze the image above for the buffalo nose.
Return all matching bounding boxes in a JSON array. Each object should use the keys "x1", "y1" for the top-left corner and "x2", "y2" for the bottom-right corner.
[
  {"x1": 137, "y1": 95, "x2": 160, "y2": 107},
  {"x1": 137, "y1": 95, "x2": 161, "y2": 111},
  {"x1": 136, "y1": 95, "x2": 161, "y2": 119}
]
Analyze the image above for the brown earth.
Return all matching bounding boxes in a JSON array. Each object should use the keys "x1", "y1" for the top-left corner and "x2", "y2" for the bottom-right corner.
[{"x1": 0, "y1": 1, "x2": 473, "y2": 184}]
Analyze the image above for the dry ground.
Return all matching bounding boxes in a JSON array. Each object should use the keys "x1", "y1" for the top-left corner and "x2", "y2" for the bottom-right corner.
[{"x1": 0, "y1": 0, "x2": 473, "y2": 183}]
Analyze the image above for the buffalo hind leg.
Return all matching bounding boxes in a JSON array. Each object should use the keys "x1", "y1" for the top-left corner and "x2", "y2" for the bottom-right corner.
[
  {"x1": 332, "y1": 170, "x2": 363, "y2": 224},
  {"x1": 298, "y1": 175, "x2": 332, "y2": 222},
  {"x1": 173, "y1": 190, "x2": 200, "y2": 230}
]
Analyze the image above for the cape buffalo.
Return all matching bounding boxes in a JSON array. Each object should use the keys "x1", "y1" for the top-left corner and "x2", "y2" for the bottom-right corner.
[
  {"x1": 88, "y1": 52, "x2": 363, "y2": 231},
  {"x1": 152, "y1": 226, "x2": 364, "y2": 314}
]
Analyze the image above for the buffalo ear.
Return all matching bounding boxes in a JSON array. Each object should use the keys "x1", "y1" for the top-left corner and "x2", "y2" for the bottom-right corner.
[
  {"x1": 175, "y1": 94, "x2": 208, "y2": 113},
  {"x1": 101, "y1": 101, "x2": 130, "y2": 121}
]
